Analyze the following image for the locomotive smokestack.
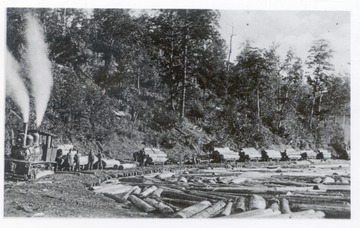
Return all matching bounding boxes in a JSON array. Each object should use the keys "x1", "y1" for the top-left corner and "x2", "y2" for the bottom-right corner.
[{"x1": 23, "y1": 122, "x2": 28, "y2": 147}]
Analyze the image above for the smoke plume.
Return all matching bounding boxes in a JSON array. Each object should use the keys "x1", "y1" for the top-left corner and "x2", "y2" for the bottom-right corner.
[
  {"x1": 25, "y1": 14, "x2": 53, "y2": 127},
  {"x1": 5, "y1": 49, "x2": 30, "y2": 123}
]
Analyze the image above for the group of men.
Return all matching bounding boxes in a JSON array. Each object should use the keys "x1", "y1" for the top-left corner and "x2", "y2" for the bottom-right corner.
[{"x1": 55, "y1": 148, "x2": 104, "y2": 171}]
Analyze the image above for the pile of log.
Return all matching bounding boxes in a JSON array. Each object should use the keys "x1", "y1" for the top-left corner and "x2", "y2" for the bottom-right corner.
[
  {"x1": 143, "y1": 148, "x2": 168, "y2": 164},
  {"x1": 213, "y1": 147, "x2": 240, "y2": 161},
  {"x1": 90, "y1": 162, "x2": 350, "y2": 219}
]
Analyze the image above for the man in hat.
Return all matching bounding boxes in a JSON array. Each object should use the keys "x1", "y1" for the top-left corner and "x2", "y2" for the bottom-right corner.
[
  {"x1": 87, "y1": 150, "x2": 95, "y2": 170},
  {"x1": 97, "y1": 151, "x2": 103, "y2": 170},
  {"x1": 73, "y1": 149, "x2": 81, "y2": 171}
]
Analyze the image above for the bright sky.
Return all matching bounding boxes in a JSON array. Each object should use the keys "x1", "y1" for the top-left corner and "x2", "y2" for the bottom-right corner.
[{"x1": 219, "y1": 10, "x2": 350, "y2": 74}]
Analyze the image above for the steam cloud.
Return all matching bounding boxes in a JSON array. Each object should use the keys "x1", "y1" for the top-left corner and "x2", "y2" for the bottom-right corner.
[
  {"x1": 25, "y1": 15, "x2": 53, "y2": 127},
  {"x1": 5, "y1": 49, "x2": 30, "y2": 123}
]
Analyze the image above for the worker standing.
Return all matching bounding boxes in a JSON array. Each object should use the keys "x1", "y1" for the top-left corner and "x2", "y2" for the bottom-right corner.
[
  {"x1": 67, "y1": 149, "x2": 74, "y2": 171},
  {"x1": 74, "y1": 150, "x2": 81, "y2": 172},
  {"x1": 55, "y1": 149, "x2": 64, "y2": 171},
  {"x1": 97, "y1": 151, "x2": 103, "y2": 170},
  {"x1": 87, "y1": 150, "x2": 95, "y2": 170}
]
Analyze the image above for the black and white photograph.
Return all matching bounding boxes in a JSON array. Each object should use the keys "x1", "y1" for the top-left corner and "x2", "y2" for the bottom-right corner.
[{"x1": 1, "y1": 0, "x2": 358, "y2": 224}]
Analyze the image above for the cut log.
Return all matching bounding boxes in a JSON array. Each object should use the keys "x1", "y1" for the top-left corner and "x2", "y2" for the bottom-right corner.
[
  {"x1": 234, "y1": 196, "x2": 247, "y2": 213},
  {"x1": 93, "y1": 184, "x2": 133, "y2": 195},
  {"x1": 248, "y1": 194, "x2": 266, "y2": 210},
  {"x1": 220, "y1": 200, "x2": 234, "y2": 216},
  {"x1": 149, "y1": 195, "x2": 180, "y2": 212},
  {"x1": 118, "y1": 163, "x2": 137, "y2": 170},
  {"x1": 230, "y1": 177, "x2": 248, "y2": 184},
  {"x1": 183, "y1": 190, "x2": 229, "y2": 201},
  {"x1": 133, "y1": 186, "x2": 141, "y2": 195},
  {"x1": 223, "y1": 209, "x2": 274, "y2": 218},
  {"x1": 128, "y1": 195, "x2": 156, "y2": 213},
  {"x1": 267, "y1": 180, "x2": 315, "y2": 187},
  {"x1": 269, "y1": 210, "x2": 326, "y2": 219},
  {"x1": 161, "y1": 190, "x2": 206, "y2": 202},
  {"x1": 152, "y1": 188, "x2": 164, "y2": 197},
  {"x1": 173, "y1": 201, "x2": 212, "y2": 218},
  {"x1": 162, "y1": 197, "x2": 201, "y2": 207},
  {"x1": 251, "y1": 210, "x2": 282, "y2": 218},
  {"x1": 274, "y1": 186, "x2": 314, "y2": 192},
  {"x1": 121, "y1": 186, "x2": 140, "y2": 201},
  {"x1": 155, "y1": 172, "x2": 175, "y2": 180},
  {"x1": 280, "y1": 198, "x2": 291, "y2": 214},
  {"x1": 191, "y1": 201, "x2": 227, "y2": 218},
  {"x1": 139, "y1": 185, "x2": 158, "y2": 198},
  {"x1": 291, "y1": 203, "x2": 350, "y2": 218},
  {"x1": 103, "y1": 193, "x2": 125, "y2": 203},
  {"x1": 143, "y1": 197, "x2": 174, "y2": 214},
  {"x1": 268, "y1": 198, "x2": 280, "y2": 212}
]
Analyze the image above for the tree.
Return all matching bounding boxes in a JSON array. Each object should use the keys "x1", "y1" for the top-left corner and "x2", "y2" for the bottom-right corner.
[
  {"x1": 232, "y1": 42, "x2": 274, "y2": 131},
  {"x1": 149, "y1": 9, "x2": 226, "y2": 119},
  {"x1": 305, "y1": 39, "x2": 334, "y2": 129}
]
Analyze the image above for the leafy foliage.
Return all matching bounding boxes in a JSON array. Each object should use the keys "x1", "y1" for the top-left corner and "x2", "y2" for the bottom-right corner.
[{"x1": 5, "y1": 8, "x2": 350, "y2": 158}]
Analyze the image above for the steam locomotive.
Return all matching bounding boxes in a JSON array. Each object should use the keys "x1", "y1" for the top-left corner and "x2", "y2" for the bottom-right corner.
[{"x1": 5, "y1": 123, "x2": 57, "y2": 180}]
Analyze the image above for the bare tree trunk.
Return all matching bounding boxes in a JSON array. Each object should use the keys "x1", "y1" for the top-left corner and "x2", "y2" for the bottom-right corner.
[
  {"x1": 226, "y1": 25, "x2": 235, "y2": 72},
  {"x1": 180, "y1": 10, "x2": 188, "y2": 119},
  {"x1": 62, "y1": 8, "x2": 67, "y2": 36},
  {"x1": 225, "y1": 26, "x2": 235, "y2": 98},
  {"x1": 309, "y1": 93, "x2": 316, "y2": 128},
  {"x1": 257, "y1": 89, "x2": 260, "y2": 131},
  {"x1": 137, "y1": 69, "x2": 141, "y2": 95}
]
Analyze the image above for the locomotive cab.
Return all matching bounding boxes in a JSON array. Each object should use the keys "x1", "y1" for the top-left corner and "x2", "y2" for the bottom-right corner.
[{"x1": 5, "y1": 123, "x2": 57, "y2": 180}]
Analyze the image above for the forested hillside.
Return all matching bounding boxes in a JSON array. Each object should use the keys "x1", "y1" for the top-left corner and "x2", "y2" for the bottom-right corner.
[{"x1": 5, "y1": 8, "x2": 350, "y2": 160}]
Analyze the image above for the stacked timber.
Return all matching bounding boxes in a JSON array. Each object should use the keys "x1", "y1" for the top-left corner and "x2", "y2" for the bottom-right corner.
[
  {"x1": 241, "y1": 148, "x2": 261, "y2": 161},
  {"x1": 319, "y1": 149, "x2": 332, "y2": 159},
  {"x1": 264, "y1": 149, "x2": 282, "y2": 160},
  {"x1": 143, "y1": 148, "x2": 168, "y2": 164},
  {"x1": 285, "y1": 148, "x2": 301, "y2": 160},
  {"x1": 213, "y1": 147, "x2": 240, "y2": 161},
  {"x1": 300, "y1": 150, "x2": 317, "y2": 159}
]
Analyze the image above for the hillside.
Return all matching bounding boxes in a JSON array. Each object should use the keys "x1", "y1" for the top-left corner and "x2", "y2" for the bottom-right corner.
[{"x1": 5, "y1": 8, "x2": 350, "y2": 160}]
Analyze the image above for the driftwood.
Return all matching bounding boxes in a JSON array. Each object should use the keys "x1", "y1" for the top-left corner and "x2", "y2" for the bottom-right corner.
[
  {"x1": 139, "y1": 185, "x2": 158, "y2": 198},
  {"x1": 173, "y1": 200, "x2": 212, "y2": 218},
  {"x1": 248, "y1": 194, "x2": 266, "y2": 210},
  {"x1": 191, "y1": 201, "x2": 226, "y2": 218},
  {"x1": 234, "y1": 196, "x2": 247, "y2": 213},
  {"x1": 280, "y1": 198, "x2": 291, "y2": 214},
  {"x1": 128, "y1": 195, "x2": 156, "y2": 212},
  {"x1": 143, "y1": 197, "x2": 174, "y2": 214},
  {"x1": 223, "y1": 209, "x2": 274, "y2": 218},
  {"x1": 220, "y1": 200, "x2": 234, "y2": 216}
]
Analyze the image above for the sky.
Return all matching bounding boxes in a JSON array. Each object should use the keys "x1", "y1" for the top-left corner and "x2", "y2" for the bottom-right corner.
[{"x1": 218, "y1": 10, "x2": 350, "y2": 74}]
